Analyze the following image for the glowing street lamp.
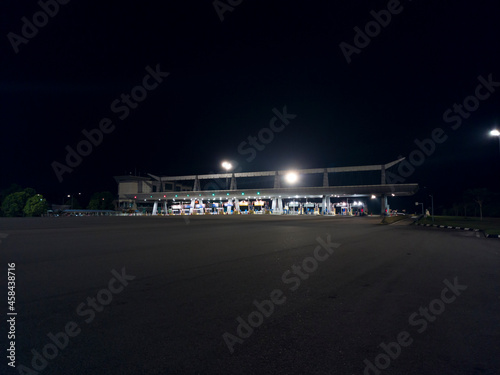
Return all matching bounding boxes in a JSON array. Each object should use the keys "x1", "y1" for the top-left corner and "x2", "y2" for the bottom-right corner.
[
  {"x1": 221, "y1": 161, "x2": 233, "y2": 171},
  {"x1": 221, "y1": 161, "x2": 233, "y2": 190},
  {"x1": 490, "y1": 129, "x2": 500, "y2": 156},
  {"x1": 285, "y1": 171, "x2": 298, "y2": 184}
]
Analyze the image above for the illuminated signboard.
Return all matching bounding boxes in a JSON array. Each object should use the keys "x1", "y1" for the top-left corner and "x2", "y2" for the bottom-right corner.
[
  {"x1": 239, "y1": 201, "x2": 249, "y2": 206},
  {"x1": 253, "y1": 201, "x2": 265, "y2": 206},
  {"x1": 304, "y1": 203, "x2": 315, "y2": 208},
  {"x1": 172, "y1": 205, "x2": 181, "y2": 209}
]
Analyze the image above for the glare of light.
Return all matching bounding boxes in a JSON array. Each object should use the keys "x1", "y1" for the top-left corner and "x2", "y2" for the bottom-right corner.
[
  {"x1": 391, "y1": 194, "x2": 395, "y2": 197},
  {"x1": 490, "y1": 129, "x2": 500, "y2": 136},
  {"x1": 285, "y1": 172, "x2": 298, "y2": 184},
  {"x1": 221, "y1": 161, "x2": 233, "y2": 170},
  {"x1": 371, "y1": 195, "x2": 376, "y2": 199}
]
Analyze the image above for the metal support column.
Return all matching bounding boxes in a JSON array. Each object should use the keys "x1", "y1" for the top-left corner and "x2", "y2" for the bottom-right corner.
[
  {"x1": 190, "y1": 198, "x2": 196, "y2": 214},
  {"x1": 194, "y1": 176, "x2": 200, "y2": 191},
  {"x1": 230, "y1": 173, "x2": 237, "y2": 190},
  {"x1": 323, "y1": 169, "x2": 329, "y2": 187},
  {"x1": 381, "y1": 194, "x2": 388, "y2": 215},
  {"x1": 274, "y1": 171, "x2": 280, "y2": 189}
]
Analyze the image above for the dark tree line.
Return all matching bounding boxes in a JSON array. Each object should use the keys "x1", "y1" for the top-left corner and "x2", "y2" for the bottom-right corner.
[
  {"x1": 443, "y1": 188, "x2": 499, "y2": 219},
  {"x1": 0, "y1": 184, "x2": 116, "y2": 217}
]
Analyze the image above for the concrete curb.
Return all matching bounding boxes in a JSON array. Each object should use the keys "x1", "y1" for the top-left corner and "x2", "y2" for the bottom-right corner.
[{"x1": 413, "y1": 222, "x2": 500, "y2": 238}]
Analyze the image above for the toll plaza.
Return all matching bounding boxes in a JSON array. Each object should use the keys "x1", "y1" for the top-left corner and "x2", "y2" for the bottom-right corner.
[{"x1": 115, "y1": 158, "x2": 418, "y2": 216}]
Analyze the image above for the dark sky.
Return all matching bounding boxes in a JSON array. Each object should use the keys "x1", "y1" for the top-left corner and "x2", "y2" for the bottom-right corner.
[{"x1": 1, "y1": 0, "x2": 499, "y2": 206}]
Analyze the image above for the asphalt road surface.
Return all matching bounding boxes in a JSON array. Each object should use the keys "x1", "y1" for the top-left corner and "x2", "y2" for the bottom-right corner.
[{"x1": 1, "y1": 215, "x2": 499, "y2": 375}]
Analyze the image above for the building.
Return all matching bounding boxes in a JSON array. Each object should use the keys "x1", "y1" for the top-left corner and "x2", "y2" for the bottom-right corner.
[{"x1": 114, "y1": 159, "x2": 418, "y2": 215}]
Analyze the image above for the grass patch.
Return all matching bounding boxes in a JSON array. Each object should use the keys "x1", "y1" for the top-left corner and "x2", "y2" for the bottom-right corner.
[
  {"x1": 418, "y1": 215, "x2": 500, "y2": 235},
  {"x1": 381, "y1": 215, "x2": 410, "y2": 225}
]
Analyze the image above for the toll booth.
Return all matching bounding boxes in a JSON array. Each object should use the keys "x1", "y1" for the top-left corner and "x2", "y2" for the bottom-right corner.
[
  {"x1": 288, "y1": 201, "x2": 299, "y2": 215},
  {"x1": 171, "y1": 204, "x2": 182, "y2": 215},
  {"x1": 239, "y1": 200, "x2": 249, "y2": 213},
  {"x1": 304, "y1": 202, "x2": 314, "y2": 215},
  {"x1": 253, "y1": 200, "x2": 265, "y2": 213}
]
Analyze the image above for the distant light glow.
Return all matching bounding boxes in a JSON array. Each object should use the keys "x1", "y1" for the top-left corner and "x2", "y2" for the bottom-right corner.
[
  {"x1": 221, "y1": 161, "x2": 233, "y2": 170},
  {"x1": 285, "y1": 172, "x2": 298, "y2": 184},
  {"x1": 490, "y1": 129, "x2": 500, "y2": 136},
  {"x1": 371, "y1": 195, "x2": 376, "y2": 199}
]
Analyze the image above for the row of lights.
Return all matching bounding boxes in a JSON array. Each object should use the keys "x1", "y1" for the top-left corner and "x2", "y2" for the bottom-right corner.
[{"x1": 135, "y1": 193, "x2": 398, "y2": 200}]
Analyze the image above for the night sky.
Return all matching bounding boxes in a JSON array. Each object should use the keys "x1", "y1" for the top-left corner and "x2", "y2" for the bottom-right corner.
[{"x1": 1, "y1": 0, "x2": 499, "y2": 208}]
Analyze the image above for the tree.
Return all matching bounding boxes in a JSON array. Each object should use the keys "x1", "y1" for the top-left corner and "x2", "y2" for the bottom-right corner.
[
  {"x1": 24, "y1": 187, "x2": 36, "y2": 197},
  {"x1": 462, "y1": 191, "x2": 474, "y2": 218},
  {"x1": 0, "y1": 183, "x2": 23, "y2": 203},
  {"x1": 0, "y1": 184, "x2": 23, "y2": 215},
  {"x1": 1, "y1": 191, "x2": 31, "y2": 217},
  {"x1": 468, "y1": 188, "x2": 490, "y2": 221},
  {"x1": 24, "y1": 195, "x2": 48, "y2": 217},
  {"x1": 87, "y1": 192, "x2": 115, "y2": 210}
]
